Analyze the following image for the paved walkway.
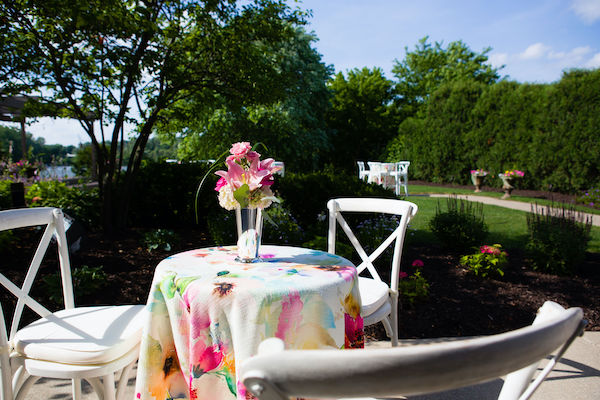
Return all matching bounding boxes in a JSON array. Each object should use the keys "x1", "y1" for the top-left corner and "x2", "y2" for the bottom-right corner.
[{"x1": 427, "y1": 193, "x2": 600, "y2": 227}]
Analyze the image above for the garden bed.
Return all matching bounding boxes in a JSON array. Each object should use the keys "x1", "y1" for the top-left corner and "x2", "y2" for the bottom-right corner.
[{"x1": 2, "y1": 224, "x2": 598, "y2": 342}]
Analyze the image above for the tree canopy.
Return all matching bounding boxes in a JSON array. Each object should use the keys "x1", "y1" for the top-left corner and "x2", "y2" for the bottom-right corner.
[
  {"x1": 325, "y1": 67, "x2": 399, "y2": 173},
  {"x1": 392, "y1": 36, "x2": 502, "y2": 117},
  {"x1": 0, "y1": 0, "x2": 306, "y2": 230},
  {"x1": 156, "y1": 27, "x2": 332, "y2": 172}
]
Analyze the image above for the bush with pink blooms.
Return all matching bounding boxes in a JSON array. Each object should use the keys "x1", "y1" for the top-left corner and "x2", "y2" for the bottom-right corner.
[
  {"x1": 398, "y1": 259, "x2": 429, "y2": 306},
  {"x1": 460, "y1": 244, "x2": 508, "y2": 278}
]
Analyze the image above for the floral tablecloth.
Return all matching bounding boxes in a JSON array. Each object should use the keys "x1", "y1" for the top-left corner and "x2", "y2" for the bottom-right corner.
[{"x1": 135, "y1": 245, "x2": 364, "y2": 400}]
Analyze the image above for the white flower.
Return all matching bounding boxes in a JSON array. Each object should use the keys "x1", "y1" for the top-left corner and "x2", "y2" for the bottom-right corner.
[{"x1": 218, "y1": 184, "x2": 239, "y2": 210}]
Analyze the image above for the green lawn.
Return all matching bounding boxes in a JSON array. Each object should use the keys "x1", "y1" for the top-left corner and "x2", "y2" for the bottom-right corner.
[{"x1": 406, "y1": 196, "x2": 600, "y2": 254}]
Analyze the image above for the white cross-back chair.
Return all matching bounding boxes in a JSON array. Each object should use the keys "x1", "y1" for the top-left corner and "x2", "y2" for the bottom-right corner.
[
  {"x1": 241, "y1": 301, "x2": 586, "y2": 400},
  {"x1": 389, "y1": 161, "x2": 410, "y2": 196},
  {"x1": 328, "y1": 198, "x2": 418, "y2": 346},
  {"x1": 356, "y1": 161, "x2": 369, "y2": 182},
  {"x1": 0, "y1": 207, "x2": 146, "y2": 400}
]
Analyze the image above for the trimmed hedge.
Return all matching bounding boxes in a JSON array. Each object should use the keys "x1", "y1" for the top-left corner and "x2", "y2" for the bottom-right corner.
[{"x1": 385, "y1": 69, "x2": 600, "y2": 193}]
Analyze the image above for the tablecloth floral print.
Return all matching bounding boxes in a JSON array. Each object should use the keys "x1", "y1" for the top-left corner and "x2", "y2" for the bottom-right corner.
[{"x1": 135, "y1": 245, "x2": 364, "y2": 400}]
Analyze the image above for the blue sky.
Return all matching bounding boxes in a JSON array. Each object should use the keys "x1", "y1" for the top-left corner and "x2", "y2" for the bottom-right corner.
[
  {"x1": 296, "y1": 0, "x2": 600, "y2": 82},
  {"x1": 5, "y1": 0, "x2": 600, "y2": 146}
]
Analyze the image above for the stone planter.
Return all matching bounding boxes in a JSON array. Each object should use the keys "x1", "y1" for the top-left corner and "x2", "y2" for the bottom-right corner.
[
  {"x1": 470, "y1": 174, "x2": 485, "y2": 192},
  {"x1": 499, "y1": 174, "x2": 514, "y2": 199}
]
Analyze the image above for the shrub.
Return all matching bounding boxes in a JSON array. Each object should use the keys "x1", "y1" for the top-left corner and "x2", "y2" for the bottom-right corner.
[
  {"x1": 25, "y1": 181, "x2": 101, "y2": 228},
  {"x1": 577, "y1": 188, "x2": 600, "y2": 209},
  {"x1": 526, "y1": 203, "x2": 592, "y2": 275},
  {"x1": 460, "y1": 244, "x2": 508, "y2": 278},
  {"x1": 142, "y1": 229, "x2": 180, "y2": 252},
  {"x1": 42, "y1": 265, "x2": 107, "y2": 305},
  {"x1": 126, "y1": 161, "x2": 213, "y2": 228},
  {"x1": 429, "y1": 196, "x2": 488, "y2": 252},
  {"x1": 0, "y1": 180, "x2": 12, "y2": 209},
  {"x1": 398, "y1": 260, "x2": 429, "y2": 306}
]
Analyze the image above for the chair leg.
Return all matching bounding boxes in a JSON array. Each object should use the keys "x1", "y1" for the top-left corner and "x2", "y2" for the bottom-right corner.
[
  {"x1": 390, "y1": 295, "x2": 399, "y2": 347},
  {"x1": 103, "y1": 373, "x2": 117, "y2": 400},
  {"x1": 116, "y1": 360, "x2": 136, "y2": 400},
  {"x1": 14, "y1": 375, "x2": 39, "y2": 400},
  {"x1": 72, "y1": 378, "x2": 82, "y2": 400}
]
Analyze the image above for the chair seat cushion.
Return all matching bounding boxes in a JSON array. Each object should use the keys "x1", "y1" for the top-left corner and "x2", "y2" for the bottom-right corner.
[
  {"x1": 358, "y1": 277, "x2": 389, "y2": 316},
  {"x1": 13, "y1": 305, "x2": 146, "y2": 365}
]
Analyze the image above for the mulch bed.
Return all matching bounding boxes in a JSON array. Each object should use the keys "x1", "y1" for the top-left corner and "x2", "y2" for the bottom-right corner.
[{"x1": 2, "y1": 183, "x2": 598, "y2": 341}]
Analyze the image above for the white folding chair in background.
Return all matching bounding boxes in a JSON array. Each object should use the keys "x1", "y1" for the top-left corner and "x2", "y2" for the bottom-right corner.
[
  {"x1": 0, "y1": 207, "x2": 146, "y2": 400},
  {"x1": 366, "y1": 162, "x2": 383, "y2": 184},
  {"x1": 241, "y1": 301, "x2": 586, "y2": 400},
  {"x1": 327, "y1": 198, "x2": 418, "y2": 346},
  {"x1": 356, "y1": 161, "x2": 369, "y2": 182}
]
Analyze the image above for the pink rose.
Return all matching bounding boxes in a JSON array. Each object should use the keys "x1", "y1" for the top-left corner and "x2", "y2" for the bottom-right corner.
[
  {"x1": 399, "y1": 271, "x2": 409, "y2": 279},
  {"x1": 229, "y1": 142, "x2": 251, "y2": 158},
  {"x1": 411, "y1": 259, "x2": 424, "y2": 267}
]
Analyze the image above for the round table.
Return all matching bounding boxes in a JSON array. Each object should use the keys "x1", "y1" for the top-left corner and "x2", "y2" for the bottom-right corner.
[{"x1": 134, "y1": 245, "x2": 364, "y2": 400}]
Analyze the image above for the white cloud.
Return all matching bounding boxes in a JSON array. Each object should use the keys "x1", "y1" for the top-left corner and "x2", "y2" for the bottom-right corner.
[
  {"x1": 549, "y1": 46, "x2": 592, "y2": 61},
  {"x1": 571, "y1": 0, "x2": 600, "y2": 24},
  {"x1": 488, "y1": 53, "x2": 508, "y2": 67},
  {"x1": 520, "y1": 43, "x2": 551, "y2": 60},
  {"x1": 585, "y1": 52, "x2": 600, "y2": 67}
]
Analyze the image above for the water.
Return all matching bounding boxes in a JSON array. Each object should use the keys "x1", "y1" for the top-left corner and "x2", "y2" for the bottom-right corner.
[{"x1": 40, "y1": 165, "x2": 77, "y2": 179}]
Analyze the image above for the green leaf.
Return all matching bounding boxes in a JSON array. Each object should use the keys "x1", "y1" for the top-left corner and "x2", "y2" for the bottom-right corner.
[{"x1": 233, "y1": 184, "x2": 250, "y2": 208}]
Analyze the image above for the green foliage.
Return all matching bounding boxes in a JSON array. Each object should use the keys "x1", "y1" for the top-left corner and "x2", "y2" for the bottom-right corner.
[
  {"x1": 126, "y1": 161, "x2": 213, "y2": 228},
  {"x1": 25, "y1": 181, "x2": 101, "y2": 228},
  {"x1": 526, "y1": 203, "x2": 592, "y2": 275},
  {"x1": 0, "y1": 0, "x2": 309, "y2": 231},
  {"x1": 393, "y1": 36, "x2": 500, "y2": 118},
  {"x1": 0, "y1": 180, "x2": 12, "y2": 209},
  {"x1": 578, "y1": 188, "x2": 600, "y2": 209},
  {"x1": 398, "y1": 270, "x2": 429, "y2": 306},
  {"x1": 429, "y1": 196, "x2": 488, "y2": 252},
  {"x1": 159, "y1": 27, "x2": 332, "y2": 172},
  {"x1": 276, "y1": 170, "x2": 395, "y2": 237},
  {"x1": 460, "y1": 244, "x2": 508, "y2": 278},
  {"x1": 42, "y1": 265, "x2": 107, "y2": 305},
  {"x1": 325, "y1": 67, "x2": 400, "y2": 173},
  {"x1": 386, "y1": 69, "x2": 600, "y2": 193},
  {"x1": 142, "y1": 229, "x2": 180, "y2": 252}
]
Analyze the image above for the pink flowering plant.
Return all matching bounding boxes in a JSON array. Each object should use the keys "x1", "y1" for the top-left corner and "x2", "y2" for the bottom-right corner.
[
  {"x1": 398, "y1": 259, "x2": 429, "y2": 306},
  {"x1": 213, "y1": 142, "x2": 280, "y2": 210},
  {"x1": 502, "y1": 169, "x2": 525, "y2": 178},
  {"x1": 470, "y1": 169, "x2": 488, "y2": 176},
  {"x1": 460, "y1": 244, "x2": 508, "y2": 278}
]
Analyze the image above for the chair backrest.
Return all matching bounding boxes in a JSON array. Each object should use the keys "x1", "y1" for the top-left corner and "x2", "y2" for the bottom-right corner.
[
  {"x1": 0, "y1": 207, "x2": 75, "y2": 341},
  {"x1": 356, "y1": 161, "x2": 365, "y2": 172},
  {"x1": 327, "y1": 198, "x2": 418, "y2": 290},
  {"x1": 366, "y1": 161, "x2": 381, "y2": 173},
  {"x1": 241, "y1": 301, "x2": 586, "y2": 400},
  {"x1": 397, "y1": 161, "x2": 410, "y2": 174}
]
